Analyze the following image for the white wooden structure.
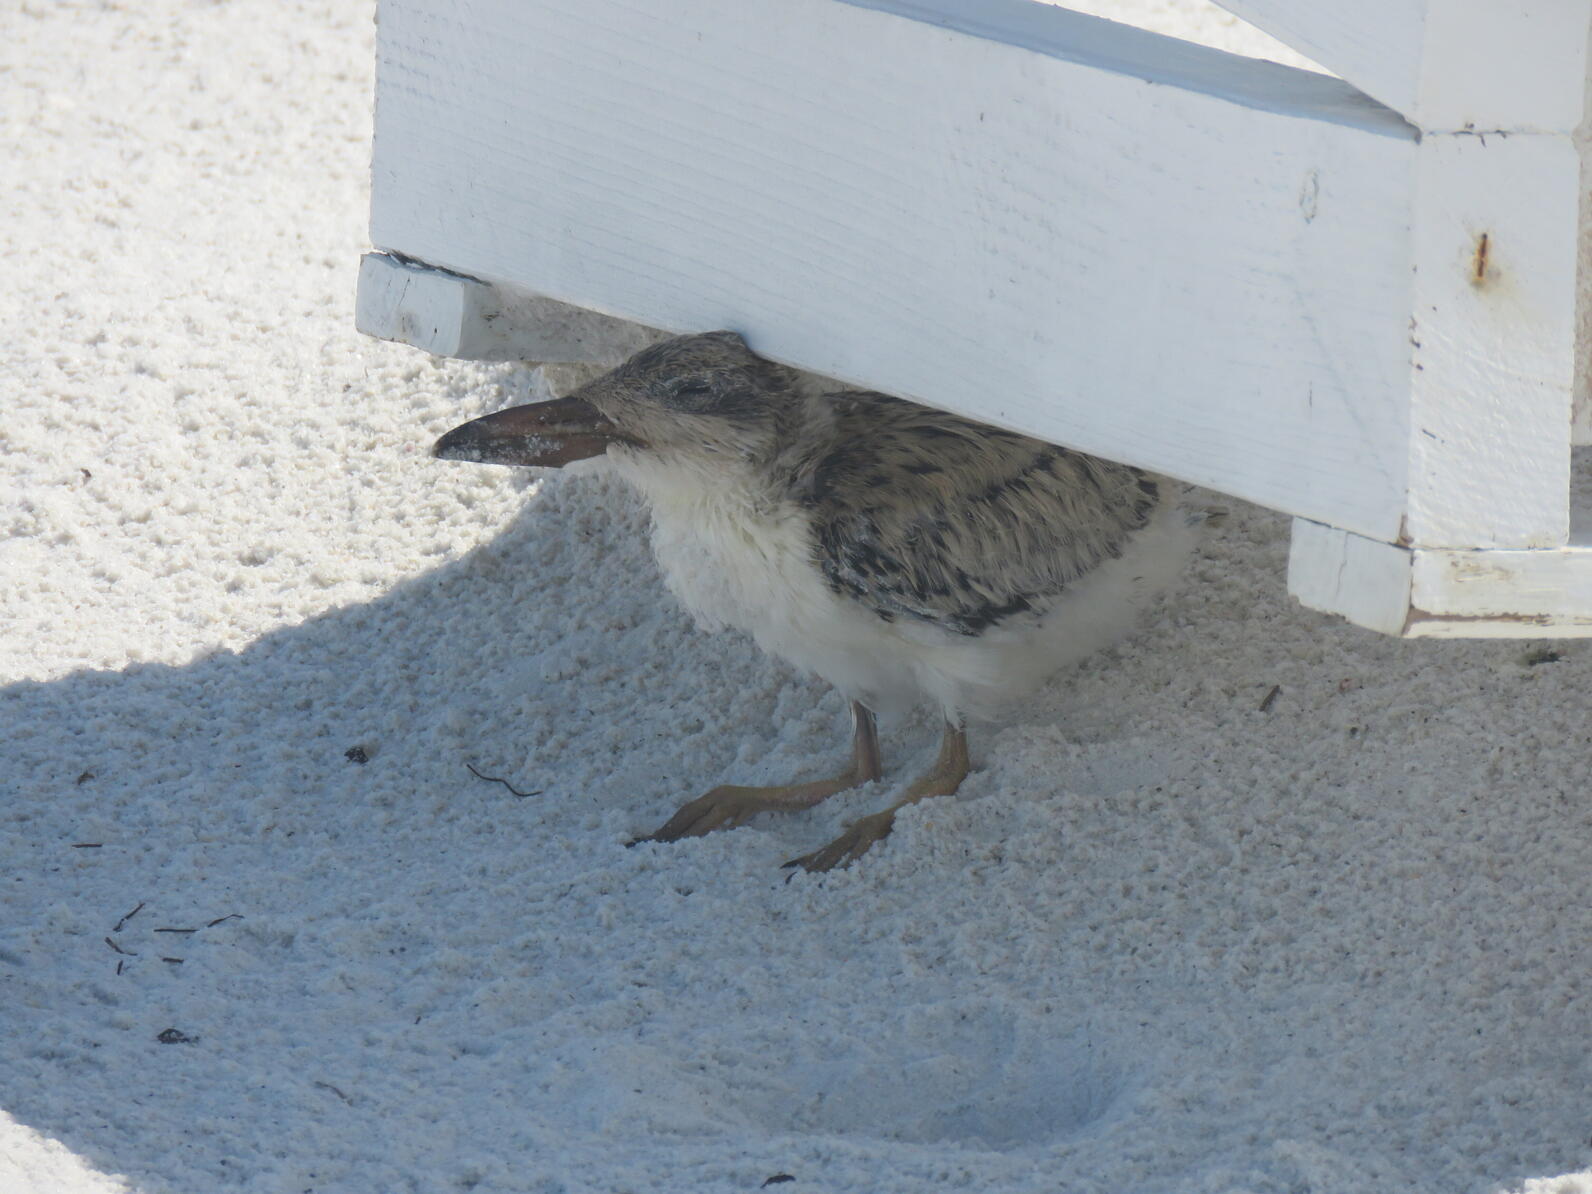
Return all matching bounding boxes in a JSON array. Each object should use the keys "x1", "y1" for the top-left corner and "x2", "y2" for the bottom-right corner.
[{"x1": 358, "y1": 0, "x2": 1592, "y2": 637}]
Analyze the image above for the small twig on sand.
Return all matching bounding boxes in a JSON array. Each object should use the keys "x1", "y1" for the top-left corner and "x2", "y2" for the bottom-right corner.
[
  {"x1": 466, "y1": 763, "x2": 541, "y2": 799},
  {"x1": 1258, "y1": 685, "x2": 1281, "y2": 713},
  {"x1": 114, "y1": 902, "x2": 145, "y2": 932}
]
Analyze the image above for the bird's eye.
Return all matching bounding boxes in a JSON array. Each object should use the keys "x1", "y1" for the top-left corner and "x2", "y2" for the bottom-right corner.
[{"x1": 665, "y1": 380, "x2": 715, "y2": 407}]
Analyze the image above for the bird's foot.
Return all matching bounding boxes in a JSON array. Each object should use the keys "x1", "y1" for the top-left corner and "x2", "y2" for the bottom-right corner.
[
  {"x1": 782, "y1": 721, "x2": 970, "y2": 873},
  {"x1": 631, "y1": 702, "x2": 882, "y2": 848},
  {"x1": 782, "y1": 809, "x2": 897, "y2": 873},
  {"x1": 632, "y1": 779, "x2": 854, "y2": 846}
]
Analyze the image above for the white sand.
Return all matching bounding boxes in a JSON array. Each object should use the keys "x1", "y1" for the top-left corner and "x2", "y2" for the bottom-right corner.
[{"x1": 3, "y1": 2, "x2": 1589, "y2": 1191}]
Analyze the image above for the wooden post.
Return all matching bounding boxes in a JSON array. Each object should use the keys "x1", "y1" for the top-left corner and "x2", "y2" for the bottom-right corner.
[{"x1": 1266, "y1": 0, "x2": 1592, "y2": 632}]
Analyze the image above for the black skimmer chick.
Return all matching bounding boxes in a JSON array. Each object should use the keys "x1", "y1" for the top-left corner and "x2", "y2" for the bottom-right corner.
[{"x1": 434, "y1": 332, "x2": 1202, "y2": 871}]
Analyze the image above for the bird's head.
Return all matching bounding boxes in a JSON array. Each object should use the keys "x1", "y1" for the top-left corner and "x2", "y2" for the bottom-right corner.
[{"x1": 432, "y1": 331, "x2": 802, "y2": 476}]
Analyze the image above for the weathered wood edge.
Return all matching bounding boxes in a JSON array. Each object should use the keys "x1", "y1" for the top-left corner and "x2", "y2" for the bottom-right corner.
[
  {"x1": 356, "y1": 253, "x2": 666, "y2": 363},
  {"x1": 1289, "y1": 518, "x2": 1592, "y2": 637}
]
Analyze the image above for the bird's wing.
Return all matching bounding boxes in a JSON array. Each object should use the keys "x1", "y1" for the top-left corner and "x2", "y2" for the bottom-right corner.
[{"x1": 796, "y1": 392, "x2": 1162, "y2": 636}]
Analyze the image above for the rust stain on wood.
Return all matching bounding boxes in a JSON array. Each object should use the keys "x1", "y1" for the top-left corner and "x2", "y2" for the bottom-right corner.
[{"x1": 1470, "y1": 232, "x2": 1490, "y2": 287}]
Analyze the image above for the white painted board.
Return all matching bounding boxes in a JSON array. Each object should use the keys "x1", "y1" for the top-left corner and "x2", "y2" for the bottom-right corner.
[
  {"x1": 1289, "y1": 519, "x2": 1592, "y2": 637},
  {"x1": 1408, "y1": 548, "x2": 1592, "y2": 634},
  {"x1": 1216, "y1": 0, "x2": 1592, "y2": 460},
  {"x1": 355, "y1": 252, "x2": 478, "y2": 359},
  {"x1": 1211, "y1": 0, "x2": 1592, "y2": 132},
  {"x1": 1287, "y1": 520, "x2": 1413, "y2": 637},
  {"x1": 373, "y1": 0, "x2": 1424, "y2": 544},
  {"x1": 1405, "y1": 135, "x2": 1579, "y2": 549},
  {"x1": 356, "y1": 253, "x2": 665, "y2": 362}
]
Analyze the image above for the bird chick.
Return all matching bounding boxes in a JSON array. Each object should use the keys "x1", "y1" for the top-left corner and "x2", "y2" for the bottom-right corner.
[{"x1": 434, "y1": 331, "x2": 1200, "y2": 871}]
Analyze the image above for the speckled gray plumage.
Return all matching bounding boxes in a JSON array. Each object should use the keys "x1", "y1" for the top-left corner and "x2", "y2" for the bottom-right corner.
[
  {"x1": 544, "y1": 330, "x2": 1164, "y2": 642},
  {"x1": 794, "y1": 390, "x2": 1160, "y2": 637}
]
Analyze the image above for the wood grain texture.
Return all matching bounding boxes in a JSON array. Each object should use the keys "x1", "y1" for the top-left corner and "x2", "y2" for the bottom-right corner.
[
  {"x1": 1405, "y1": 136, "x2": 1579, "y2": 548},
  {"x1": 1212, "y1": 0, "x2": 1592, "y2": 131},
  {"x1": 373, "y1": 0, "x2": 1420, "y2": 542}
]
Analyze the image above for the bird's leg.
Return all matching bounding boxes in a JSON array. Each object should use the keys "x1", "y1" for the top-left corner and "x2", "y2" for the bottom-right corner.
[
  {"x1": 784, "y1": 721, "x2": 969, "y2": 873},
  {"x1": 635, "y1": 702, "x2": 881, "y2": 844}
]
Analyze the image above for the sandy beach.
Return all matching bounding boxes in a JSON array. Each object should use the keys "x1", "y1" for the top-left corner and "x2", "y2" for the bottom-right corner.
[{"x1": 3, "y1": 2, "x2": 1589, "y2": 1190}]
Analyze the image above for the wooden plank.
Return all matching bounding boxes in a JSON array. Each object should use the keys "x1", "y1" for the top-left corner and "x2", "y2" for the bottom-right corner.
[
  {"x1": 1210, "y1": 0, "x2": 1592, "y2": 131},
  {"x1": 1289, "y1": 519, "x2": 1592, "y2": 637},
  {"x1": 1405, "y1": 136, "x2": 1579, "y2": 549},
  {"x1": 1407, "y1": 547, "x2": 1592, "y2": 636},
  {"x1": 356, "y1": 253, "x2": 665, "y2": 362},
  {"x1": 373, "y1": 0, "x2": 1422, "y2": 543},
  {"x1": 355, "y1": 252, "x2": 479, "y2": 358},
  {"x1": 1287, "y1": 520, "x2": 1413, "y2": 637}
]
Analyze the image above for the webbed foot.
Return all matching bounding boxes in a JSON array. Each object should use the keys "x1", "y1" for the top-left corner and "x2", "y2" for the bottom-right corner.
[
  {"x1": 629, "y1": 702, "x2": 881, "y2": 847},
  {"x1": 780, "y1": 720, "x2": 969, "y2": 873},
  {"x1": 781, "y1": 809, "x2": 897, "y2": 872},
  {"x1": 636, "y1": 782, "x2": 836, "y2": 844}
]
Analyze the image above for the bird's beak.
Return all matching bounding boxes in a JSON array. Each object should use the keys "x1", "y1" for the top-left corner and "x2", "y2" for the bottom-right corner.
[{"x1": 431, "y1": 396, "x2": 630, "y2": 468}]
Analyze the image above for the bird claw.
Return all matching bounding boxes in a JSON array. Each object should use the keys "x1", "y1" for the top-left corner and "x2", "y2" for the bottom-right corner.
[
  {"x1": 634, "y1": 786, "x2": 771, "y2": 845},
  {"x1": 782, "y1": 809, "x2": 897, "y2": 873}
]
